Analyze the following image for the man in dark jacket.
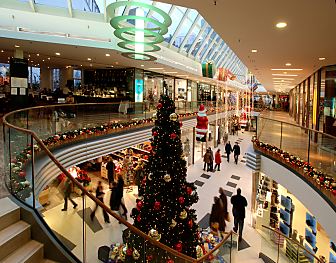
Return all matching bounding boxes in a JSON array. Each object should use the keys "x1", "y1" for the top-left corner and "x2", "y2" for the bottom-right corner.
[
  {"x1": 106, "y1": 157, "x2": 115, "y2": 189},
  {"x1": 233, "y1": 142, "x2": 241, "y2": 165},
  {"x1": 225, "y1": 141, "x2": 233, "y2": 162},
  {"x1": 231, "y1": 188, "x2": 247, "y2": 242},
  {"x1": 61, "y1": 178, "x2": 78, "y2": 211}
]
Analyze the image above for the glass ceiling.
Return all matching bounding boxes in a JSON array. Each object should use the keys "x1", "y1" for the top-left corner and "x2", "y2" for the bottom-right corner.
[{"x1": 18, "y1": 0, "x2": 248, "y2": 82}]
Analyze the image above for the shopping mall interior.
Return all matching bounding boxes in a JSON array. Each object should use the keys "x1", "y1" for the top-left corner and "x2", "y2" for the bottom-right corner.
[{"x1": 0, "y1": 0, "x2": 335, "y2": 263}]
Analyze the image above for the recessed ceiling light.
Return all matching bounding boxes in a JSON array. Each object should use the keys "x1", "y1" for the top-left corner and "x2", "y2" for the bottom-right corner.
[
  {"x1": 271, "y1": 68, "x2": 302, "y2": 71},
  {"x1": 110, "y1": 65, "x2": 114, "y2": 68},
  {"x1": 115, "y1": 62, "x2": 119, "y2": 65},
  {"x1": 285, "y1": 63, "x2": 291, "y2": 66},
  {"x1": 14, "y1": 45, "x2": 20, "y2": 48},
  {"x1": 272, "y1": 77, "x2": 295, "y2": 80},
  {"x1": 1, "y1": 50, "x2": 4, "y2": 53},
  {"x1": 42, "y1": 59, "x2": 45, "y2": 62},
  {"x1": 48, "y1": 57, "x2": 50, "y2": 60},
  {"x1": 47, "y1": 66, "x2": 50, "y2": 69},
  {"x1": 276, "y1": 22, "x2": 287, "y2": 28},
  {"x1": 31, "y1": 60, "x2": 34, "y2": 63},
  {"x1": 55, "y1": 52, "x2": 60, "y2": 56},
  {"x1": 141, "y1": 65, "x2": 144, "y2": 67},
  {"x1": 251, "y1": 49, "x2": 257, "y2": 53},
  {"x1": 36, "y1": 53, "x2": 39, "y2": 56},
  {"x1": 105, "y1": 54, "x2": 110, "y2": 57},
  {"x1": 87, "y1": 58, "x2": 92, "y2": 61},
  {"x1": 80, "y1": 64, "x2": 83, "y2": 67},
  {"x1": 319, "y1": 57, "x2": 325, "y2": 61},
  {"x1": 272, "y1": 73, "x2": 298, "y2": 76},
  {"x1": 28, "y1": 54, "x2": 30, "y2": 57},
  {"x1": 90, "y1": 63, "x2": 93, "y2": 67}
]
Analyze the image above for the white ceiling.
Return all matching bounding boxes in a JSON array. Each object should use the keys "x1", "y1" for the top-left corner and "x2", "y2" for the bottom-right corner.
[{"x1": 159, "y1": 0, "x2": 336, "y2": 92}]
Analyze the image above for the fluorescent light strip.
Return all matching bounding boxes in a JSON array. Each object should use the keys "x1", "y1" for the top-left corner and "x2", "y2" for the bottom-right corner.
[
  {"x1": 272, "y1": 74, "x2": 298, "y2": 77},
  {"x1": 271, "y1": 68, "x2": 303, "y2": 71},
  {"x1": 272, "y1": 78, "x2": 295, "y2": 80}
]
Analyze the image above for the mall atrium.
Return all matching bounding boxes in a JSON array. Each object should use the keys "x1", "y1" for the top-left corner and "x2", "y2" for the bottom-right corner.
[{"x1": 0, "y1": 0, "x2": 335, "y2": 262}]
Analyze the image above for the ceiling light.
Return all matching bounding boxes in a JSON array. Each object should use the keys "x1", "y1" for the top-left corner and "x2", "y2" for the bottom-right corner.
[
  {"x1": 251, "y1": 49, "x2": 257, "y2": 53},
  {"x1": 105, "y1": 54, "x2": 110, "y2": 57},
  {"x1": 42, "y1": 59, "x2": 45, "y2": 62},
  {"x1": 14, "y1": 45, "x2": 20, "y2": 48},
  {"x1": 285, "y1": 63, "x2": 291, "y2": 66},
  {"x1": 276, "y1": 22, "x2": 287, "y2": 28},
  {"x1": 87, "y1": 58, "x2": 92, "y2": 61},
  {"x1": 141, "y1": 65, "x2": 144, "y2": 67},
  {"x1": 36, "y1": 53, "x2": 39, "y2": 56},
  {"x1": 148, "y1": 67, "x2": 164, "y2": 70},
  {"x1": 272, "y1": 73, "x2": 298, "y2": 76},
  {"x1": 1, "y1": 50, "x2": 3, "y2": 53},
  {"x1": 271, "y1": 68, "x2": 302, "y2": 71},
  {"x1": 319, "y1": 57, "x2": 325, "y2": 61},
  {"x1": 110, "y1": 65, "x2": 114, "y2": 68},
  {"x1": 272, "y1": 78, "x2": 295, "y2": 80},
  {"x1": 55, "y1": 52, "x2": 60, "y2": 56},
  {"x1": 90, "y1": 63, "x2": 93, "y2": 67},
  {"x1": 48, "y1": 57, "x2": 50, "y2": 60},
  {"x1": 80, "y1": 64, "x2": 83, "y2": 67},
  {"x1": 47, "y1": 66, "x2": 50, "y2": 69}
]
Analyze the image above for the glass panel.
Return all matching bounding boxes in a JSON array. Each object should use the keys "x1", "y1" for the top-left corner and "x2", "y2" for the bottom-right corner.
[
  {"x1": 163, "y1": 7, "x2": 186, "y2": 43},
  {"x1": 182, "y1": 20, "x2": 201, "y2": 53},
  {"x1": 198, "y1": 30, "x2": 216, "y2": 60},
  {"x1": 191, "y1": 25, "x2": 211, "y2": 57},
  {"x1": 34, "y1": 0, "x2": 68, "y2": 8},
  {"x1": 72, "y1": 0, "x2": 103, "y2": 13},
  {"x1": 172, "y1": 12, "x2": 193, "y2": 48}
]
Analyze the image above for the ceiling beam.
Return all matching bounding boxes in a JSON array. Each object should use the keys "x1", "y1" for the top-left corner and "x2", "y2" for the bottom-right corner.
[
  {"x1": 67, "y1": 0, "x2": 73, "y2": 17},
  {"x1": 28, "y1": 0, "x2": 36, "y2": 12}
]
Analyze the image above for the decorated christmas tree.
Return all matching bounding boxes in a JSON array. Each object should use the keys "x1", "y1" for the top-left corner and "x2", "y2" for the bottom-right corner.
[{"x1": 125, "y1": 94, "x2": 200, "y2": 261}]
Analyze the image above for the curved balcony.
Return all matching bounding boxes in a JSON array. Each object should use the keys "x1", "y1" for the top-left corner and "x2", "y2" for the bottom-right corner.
[
  {"x1": 254, "y1": 116, "x2": 336, "y2": 242},
  {"x1": 3, "y1": 101, "x2": 238, "y2": 263}
]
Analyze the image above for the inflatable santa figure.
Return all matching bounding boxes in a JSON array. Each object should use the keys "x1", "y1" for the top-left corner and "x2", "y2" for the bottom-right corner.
[{"x1": 195, "y1": 104, "x2": 208, "y2": 142}]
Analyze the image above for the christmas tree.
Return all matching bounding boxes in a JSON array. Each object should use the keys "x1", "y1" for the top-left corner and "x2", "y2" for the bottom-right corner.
[{"x1": 125, "y1": 95, "x2": 200, "y2": 261}]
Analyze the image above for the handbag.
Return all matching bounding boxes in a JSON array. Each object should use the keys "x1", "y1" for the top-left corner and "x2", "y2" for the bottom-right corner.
[{"x1": 225, "y1": 212, "x2": 230, "y2": 222}]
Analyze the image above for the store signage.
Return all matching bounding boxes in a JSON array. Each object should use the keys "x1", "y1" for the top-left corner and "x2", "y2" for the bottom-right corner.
[
  {"x1": 135, "y1": 79, "x2": 144, "y2": 102},
  {"x1": 217, "y1": 68, "x2": 236, "y2": 81},
  {"x1": 107, "y1": 1, "x2": 172, "y2": 61},
  {"x1": 10, "y1": 57, "x2": 28, "y2": 96}
]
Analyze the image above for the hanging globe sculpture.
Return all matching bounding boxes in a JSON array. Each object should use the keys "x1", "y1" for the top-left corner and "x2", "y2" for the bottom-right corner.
[{"x1": 107, "y1": 1, "x2": 172, "y2": 61}]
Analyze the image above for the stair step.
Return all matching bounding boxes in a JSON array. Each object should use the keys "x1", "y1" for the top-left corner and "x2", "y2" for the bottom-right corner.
[
  {"x1": 0, "y1": 198, "x2": 20, "y2": 232},
  {"x1": 2, "y1": 240, "x2": 44, "y2": 263},
  {"x1": 0, "y1": 221, "x2": 31, "y2": 260}
]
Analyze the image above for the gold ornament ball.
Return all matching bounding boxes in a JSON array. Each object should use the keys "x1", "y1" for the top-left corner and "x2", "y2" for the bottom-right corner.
[
  {"x1": 133, "y1": 249, "x2": 140, "y2": 260},
  {"x1": 210, "y1": 236, "x2": 216, "y2": 244},
  {"x1": 169, "y1": 113, "x2": 178, "y2": 121},
  {"x1": 170, "y1": 219, "x2": 177, "y2": 228},
  {"x1": 112, "y1": 246, "x2": 119, "y2": 254},
  {"x1": 179, "y1": 209, "x2": 187, "y2": 220},
  {"x1": 148, "y1": 229, "x2": 161, "y2": 241},
  {"x1": 152, "y1": 113, "x2": 157, "y2": 121},
  {"x1": 164, "y1": 174, "x2": 171, "y2": 182},
  {"x1": 196, "y1": 245, "x2": 203, "y2": 258},
  {"x1": 119, "y1": 246, "x2": 127, "y2": 260}
]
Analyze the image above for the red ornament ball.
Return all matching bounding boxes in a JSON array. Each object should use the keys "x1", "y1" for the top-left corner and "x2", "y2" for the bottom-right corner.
[
  {"x1": 179, "y1": 121, "x2": 183, "y2": 128},
  {"x1": 175, "y1": 242, "x2": 182, "y2": 252},
  {"x1": 157, "y1": 103, "x2": 163, "y2": 109},
  {"x1": 188, "y1": 219, "x2": 193, "y2": 228},
  {"x1": 126, "y1": 248, "x2": 133, "y2": 256},
  {"x1": 167, "y1": 259, "x2": 174, "y2": 263},
  {"x1": 137, "y1": 201, "x2": 144, "y2": 210},
  {"x1": 178, "y1": 196, "x2": 185, "y2": 204},
  {"x1": 154, "y1": 201, "x2": 161, "y2": 210},
  {"x1": 152, "y1": 131, "x2": 158, "y2": 137},
  {"x1": 186, "y1": 187, "x2": 193, "y2": 195},
  {"x1": 19, "y1": 171, "x2": 26, "y2": 177},
  {"x1": 137, "y1": 214, "x2": 141, "y2": 222},
  {"x1": 147, "y1": 255, "x2": 153, "y2": 261},
  {"x1": 170, "y1": 133, "x2": 177, "y2": 139}
]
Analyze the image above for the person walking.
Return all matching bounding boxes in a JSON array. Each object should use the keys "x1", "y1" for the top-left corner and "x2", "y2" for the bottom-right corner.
[
  {"x1": 209, "y1": 197, "x2": 225, "y2": 236},
  {"x1": 214, "y1": 149, "x2": 222, "y2": 171},
  {"x1": 219, "y1": 187, "x2": 228, "y2": 232},
  {"x1": 109, "y1": 181, "x2": 120, "y2": 211},
  {"x1": 233, "y1": 142, "x2": 241, "y2": 165},
  {"x1": 208, "y1": 147, "x2": 214, "y2": 172},
  {"x1": 116, "y1": 174, "x2": 128, "y2": 220},
  {"x1": 203, "y1": 149, "x2": 211, "y2": 171},
  {"x1": 61, "y1": 178, "x2": 78, "y2": 211},
  {"x1": 231, "y1": 188, "x2": 248, "y2": 242},
  {"x1": 90, "y1": 181, "x2": 110, "y2": 223},
  {"x1": 106, "y1": 157, "x2": 115, "y2": 189},
  {"x1": 225, "y1": 141, "x2": 233, "y2": 163}
]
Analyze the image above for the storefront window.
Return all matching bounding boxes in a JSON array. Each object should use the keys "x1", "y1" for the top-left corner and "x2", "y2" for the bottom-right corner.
[
  {"x1": 28, "y1": 66, "x2": 40, "y2": 90},
  {"x1": 73, "y1": 69, "x2": 82, "y2": 89},
  {"x1": 52, "y1": 68, "x2": 60, "y2": 92},
  {"x1": 163, "y1": 76, "x2": 174, "y2": 99},
  {"x1": 144, "y1": 71, "x2": 163, "y2": 108},
  {"x1": 323, "y1": 66, "x2": 336, "y2": 136},
  {"x1": 174, "y1": 78, "x2": 187, "y2": 100}
]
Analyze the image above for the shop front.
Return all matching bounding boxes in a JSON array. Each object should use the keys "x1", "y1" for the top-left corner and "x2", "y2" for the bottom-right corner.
[{"x1": 253, "y1": 172, "x2": 334, "y2": 263}]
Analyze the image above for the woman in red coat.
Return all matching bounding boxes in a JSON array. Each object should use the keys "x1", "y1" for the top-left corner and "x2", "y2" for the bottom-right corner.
[{"x1": 214, "y1": 149, "x2": 222, "y2": 171}]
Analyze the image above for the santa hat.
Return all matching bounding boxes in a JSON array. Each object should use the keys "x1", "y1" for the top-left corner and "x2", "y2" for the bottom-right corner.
[{"x1": 198, "y1": 104, "x2": 206, "y2": 117}]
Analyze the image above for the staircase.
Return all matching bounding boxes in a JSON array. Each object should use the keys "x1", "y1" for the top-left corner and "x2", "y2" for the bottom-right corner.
[{"x1": 0, "y1": 198, "x2": 57, "y2": 263}]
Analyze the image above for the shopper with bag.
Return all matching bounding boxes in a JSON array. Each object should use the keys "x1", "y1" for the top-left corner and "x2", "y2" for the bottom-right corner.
[
  {"x1": 90, "y1": 181, "x2": 110, "y2": 223},
  {"x1": 209, "y1": 197, "x2": 225, "y2": 236},
  {"x1": 203, "y1": 149, "x2": 211, "y2": 171},
  {"x1": 231, "y1": 188, "x2": 248, "y2": 242},
  {"x1": 219, "y1": 187, "x2": 229, "y2": 227}
]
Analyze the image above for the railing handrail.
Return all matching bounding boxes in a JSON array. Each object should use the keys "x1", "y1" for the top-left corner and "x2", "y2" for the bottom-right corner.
[
  {"x1": 2, "y1": 103, "x2": 234, "y2": 263},
  {"x1": 261, "y1": 225, "x2": 323, "y2": 263},
  {"x1": 258, "y1": 116, "x2": 336, "y2": 141}
]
